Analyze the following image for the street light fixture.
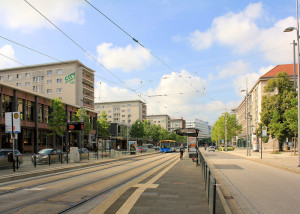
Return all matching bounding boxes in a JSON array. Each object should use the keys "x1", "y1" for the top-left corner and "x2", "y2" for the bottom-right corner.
[{"x1": 284, "y1": 1, "x2": 300, "y2": 167}]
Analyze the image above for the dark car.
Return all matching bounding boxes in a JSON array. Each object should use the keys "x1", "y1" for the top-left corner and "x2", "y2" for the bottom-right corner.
[
  {"x1": 78, "y1": 148, "x2": 89, "y2": 159},
  {"x1": 0, "y1": 148, "x2": 23, "y2": 168},
  {"x1": 32, "y1": 148, "x2": 64, "y2": 164}
]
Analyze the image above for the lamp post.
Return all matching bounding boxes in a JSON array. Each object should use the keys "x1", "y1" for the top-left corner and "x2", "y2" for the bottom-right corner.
[{"x1": 284, "y1": 0, "x2": 300, "y2": 167}]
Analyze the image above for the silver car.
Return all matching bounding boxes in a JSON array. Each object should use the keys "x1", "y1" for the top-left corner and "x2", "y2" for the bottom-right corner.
[
  {"x1": 208, "y1": 146, "x2": 215, "y2": 152},
  {"x1": 0, "y1": 148, "x2": 23, "y2": 168}
]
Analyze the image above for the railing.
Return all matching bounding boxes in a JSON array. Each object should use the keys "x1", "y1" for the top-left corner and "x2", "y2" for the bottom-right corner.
[{"x1": 198, "y1": 150, "x2": 217, "y2": 214}]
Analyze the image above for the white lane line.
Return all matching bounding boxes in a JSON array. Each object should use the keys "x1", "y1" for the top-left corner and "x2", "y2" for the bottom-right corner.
[{"x1": 116, "y1": 156, "x2": 181, "y2": 214}]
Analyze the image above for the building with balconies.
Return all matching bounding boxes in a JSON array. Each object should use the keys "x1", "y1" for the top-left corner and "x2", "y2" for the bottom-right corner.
[
  {"x1": 146, "y1": 114, "x2": 170, "y2": 131},
  {"x1": 0, "y1": 60, "x2": 95, "y2": 110}
]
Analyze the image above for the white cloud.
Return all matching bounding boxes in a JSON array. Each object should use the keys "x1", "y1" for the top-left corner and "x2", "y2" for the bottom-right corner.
[
  {"x1": 218, "y1": 60, "x2": 249, "y2": 79},
  {"x1": 96, "y1": 43, "x2": 153, "y2": 72},
  {"x1": 0, "y1": 45, "x2": 19, "y2": 68},
  {"x1": 0, "y1": 0, "x2": 85, "y2": 31},
  {"x1": 185, "y1": 2, "x2": 295, "y2": 64}
]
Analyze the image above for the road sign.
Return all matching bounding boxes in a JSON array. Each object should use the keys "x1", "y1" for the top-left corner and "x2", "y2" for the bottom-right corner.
[
  {"x1": 262, "y1": 126, "x2": 267, "y2": 137},
  {"x1": 5, "y1": 112, "x2": 21, "y2": 133},
  {"x1": 13, "y1": 112, "x2": 21, "y2": 133},
  {"x1": 67, "y1": 122, "x2": 84, "y2": 131}
]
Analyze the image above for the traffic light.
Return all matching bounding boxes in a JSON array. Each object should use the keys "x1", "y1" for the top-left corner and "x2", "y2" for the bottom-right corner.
[{"x1": 67, "y1": 122, "x2": 84, "y2": 131}]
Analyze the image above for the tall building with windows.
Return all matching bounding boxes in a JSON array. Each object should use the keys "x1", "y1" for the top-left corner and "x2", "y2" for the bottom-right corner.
[
  {"x1": 146, "y1": 115, "x2": 170, "y2": 131},
  {"x1": 0, "y1": 60, "x2": 95, "y2": 110},
  {"x1": 169, "y1": 118, "x2": 186, "y2": 132},
  {"x1": 95, "y1": 100, "x2": 147, "y2": 125},
  {"x1": 186, "y1": 119, "x2": 211, "y2": 139}
]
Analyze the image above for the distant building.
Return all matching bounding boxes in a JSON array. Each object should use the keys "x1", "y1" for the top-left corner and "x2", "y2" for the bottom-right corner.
[
  {"x1": 95, "y1": 100, "x2": 147, "y2": 125},
  {"x1": 186, "y1": 119, "x2": 211, "y2": 139},
  {"x1": 169, "y1": 118, "x2": 186, "y2": 132},
  {"x1": 146, "y1": 115, "x2": 170, "y2": 131},
  {"x1": 0, "y1": 60, "x2": 95, "y2": 110}
]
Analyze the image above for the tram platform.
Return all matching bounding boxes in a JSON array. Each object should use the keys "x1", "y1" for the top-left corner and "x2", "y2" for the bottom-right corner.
[{"x1": 91, "y1": 153, "x2": 226, "y2": 214}]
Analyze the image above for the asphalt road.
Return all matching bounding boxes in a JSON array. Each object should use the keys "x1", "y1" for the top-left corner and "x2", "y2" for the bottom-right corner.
[{"x1": 202, "y1": 150, "x2": 300, "y2": 214}]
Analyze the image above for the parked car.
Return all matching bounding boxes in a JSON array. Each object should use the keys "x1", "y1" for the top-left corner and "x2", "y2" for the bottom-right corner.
[
  {"x1": 142, "y1": 147, "x2": 148, "y2": 152},
  {"x1": 0, "y1": 148, "x2": 23, "y2": 168},
  {"x1": 78, "y1": 148, "x2": 89, "y2": 159},
  {"x1": 136, "y1": 146, "x2": 144, "y2": 153},
  {"x1": 153, "y1": 146, "x2": 160, "y2": 151},
  {"x1": 32, "y1": 148, "x2": 64, "y2": 164},
  {"x1": 208, "y1": 146, "x2": 215, "y2": 152}
]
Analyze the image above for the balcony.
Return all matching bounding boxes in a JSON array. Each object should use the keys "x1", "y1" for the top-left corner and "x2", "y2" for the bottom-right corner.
[
  {"x1": 82, "y1": 82, "x2": 94, "y2": 92},
  {"x1": 82, "y1": 73, "x2": 94, "y2": 83}
]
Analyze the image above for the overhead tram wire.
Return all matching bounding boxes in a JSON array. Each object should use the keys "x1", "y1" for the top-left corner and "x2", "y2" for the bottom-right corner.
[
  {"x1": 0, "y1": 53, "x2": 25, "y2": 66},
  {"x1": 0, "y1": 35, "x2": 150, "y2": 103},
  {"x1": 24, "y1": 0, "x2": 133, "y2": 92},
  {"x1": 84, "y1": 0, "x2": 200, "y2": 92}
]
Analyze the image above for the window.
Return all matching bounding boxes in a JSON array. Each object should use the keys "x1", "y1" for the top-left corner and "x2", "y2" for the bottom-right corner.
[
  {"x1": 36, "y1": 76, "x2": 41, "y2": 83},
  {"x1": 122, "y1": 110, "x2": 125, "y2": 112},
  {"x1": 128, "y1": 109, "x2": 131, "y2": 112},
  {"x1": 47, "y1": 79, "x2": 52, "y2": 84},
  {"x1": 16, "y1": 74, "x2": 21, "y2": 79},
  {"x1": 0, "y1": 76, "x2": 4, "y2": 81},
  {"x1": 47, "y1": 70, "x2": 52, "y2": 75},
  {"x1": 122, "y1": 105, "x2": 125, "y2": 107},
  {"x1": 16, "y1": 83, "x2": 21, "y2": 87},
  {"x1": 25, "y1": 82, "x2": 30, "y2": 87},
  {"x1": 57, "y1": 88, "x2": 62, "y2": 93},
  {"x1": 122, "y1": 115, "x2": 125, "y2": 117},
  {"x1": 36, "y1": 85, "x2": 41, "y2": 92},
  {"x1": 33, "y1": 77, "x2": 35, "y2": 83},
  {"x1": 122, "y1": 120, "x2": 125, "y2": 123},
  {"x1": 127, "y1": 104, "x2": 131, "y2": 107},
  {"x1": 25, "y1": 73, "x2": 30, "y2": 78},
  {"x1": 8, "y1": 75, "x2": 12, "y2": 80},
  {"x1": 47, "y1": 89, "x2": 52, "y2": 94},
  {"x1": 57, "y1": 69, "x2": 62, "y2": 75},
  {"x1": 57, "y1": 78, "x2": 62, "y2": 83},
  {"x1": 33, "y1": 86, "x2": 35, "y2": 91}
]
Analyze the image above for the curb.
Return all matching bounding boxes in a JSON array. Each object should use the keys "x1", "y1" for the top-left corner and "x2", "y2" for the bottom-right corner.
[
  {"x1": 0, "y1": 152, "x2": 158, "y2": 183},
  {"x1": 200, "y1": 150, "x2": 244, "y2": 214}
]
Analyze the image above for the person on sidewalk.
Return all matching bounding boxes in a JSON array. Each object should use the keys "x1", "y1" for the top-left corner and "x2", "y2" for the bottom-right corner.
[{"x1": 179, "y1": 144, "x2": 184, "y2": 160}]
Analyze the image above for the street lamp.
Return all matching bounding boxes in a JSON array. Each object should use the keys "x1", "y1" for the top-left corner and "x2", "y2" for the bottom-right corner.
[{"x1": 284, "y1": 2, "x2": 300, "y2": 167}]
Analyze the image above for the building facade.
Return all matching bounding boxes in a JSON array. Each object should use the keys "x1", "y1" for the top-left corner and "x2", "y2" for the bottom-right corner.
[
  {"x1": 169, "y1": 118, "x2": 186, "y2": 132},
  {"x1": 95, "y1": 100, "x2": 147, "y2": 125},
  {"x1": 0, "y1": 82, "x2": 97, "y2": 153},
  {"x1": 236, "y1": 64, "x2": 295, "y2": 149},
  {"x1": 146, "y1": 115, "x2": 170, "y2": 131},
  {"x1": 186, "y1": 119, "x2": 211, "y2": 139},
  {"x1": 0, "y1": 60, "x2": 95, "y2": 110}
]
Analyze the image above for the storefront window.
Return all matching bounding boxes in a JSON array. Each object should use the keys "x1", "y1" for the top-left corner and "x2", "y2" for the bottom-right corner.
[
  {"x1": 18, "y1": 99, "x2": 24, "y2": 120},
  {"x1": 25, "y1": 101, "x2": 34, "y2": 121},
  {"x1": 24, "y1": 129, "x2": 32, "y2": 145}
]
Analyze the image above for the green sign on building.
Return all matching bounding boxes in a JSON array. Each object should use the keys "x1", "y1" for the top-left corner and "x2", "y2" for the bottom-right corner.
[{"x1": 65, "y1": 72, "x2": 76, "y2": 84}]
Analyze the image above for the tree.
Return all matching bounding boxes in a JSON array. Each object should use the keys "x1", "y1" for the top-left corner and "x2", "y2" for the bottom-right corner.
[
  {"x1": 211, "y1": 112, "x2": 241, "y2": 146},
  {"x1": 48, "y1": 98, "x2": 67, "y2": 146},
  {"x1": 97, "y1": 111, "x2": 110, "y2": 138},
  {"x1": 260, "y1": 72, "x2": 297, "y2": 151},
  {"x1": 159, "y1": 128, "x2": 170, "y2": 140},
  {"x1": 150, "y1": 124, "x2": 161, "y2": 144},
  {"x1": 142, "y1": 120, "x2": 152, "y2": 140},
  {"x1": 73, "y1": 108, "x2": 92, "y2": 136},
  {"x1": 130, "y1": 120, "x2": 145, "y2": 143}
]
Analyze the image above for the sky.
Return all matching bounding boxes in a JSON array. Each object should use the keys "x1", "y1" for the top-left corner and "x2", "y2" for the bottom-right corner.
[{"x1": 0, "y1": 0, "x2": 298, "y2": 125}]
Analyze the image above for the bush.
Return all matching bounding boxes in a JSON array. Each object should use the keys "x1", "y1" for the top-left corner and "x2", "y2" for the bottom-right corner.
[{"x1": 218, "y1": 146, "x2": 235, "y2": 151}]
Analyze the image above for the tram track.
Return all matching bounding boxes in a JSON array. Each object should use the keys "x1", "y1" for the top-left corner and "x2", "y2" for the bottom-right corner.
[
  {"x1": 0, "y1": 153, "x2": 161, "y2": 195},
  {"x1": 1, "y1": 153, "x2": 177, "y2": 214}
]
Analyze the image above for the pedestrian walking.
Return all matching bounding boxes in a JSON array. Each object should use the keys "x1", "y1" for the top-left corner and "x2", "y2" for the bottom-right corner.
[
  {"x1": 179, "y1": 144, "x2": 184, "y2": 160},
  {"x1": 117, "y1": 145, "x2": 120, "y2": 151}
]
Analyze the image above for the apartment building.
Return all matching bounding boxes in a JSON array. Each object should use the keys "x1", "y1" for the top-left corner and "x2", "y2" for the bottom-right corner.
[
  {"x1": 169, "y1": 118, "x2": 186, "y2": 132},
  {"x1": 236, "y1": 64, "x2": 295, "y2": 148},
  {"x1": 146, "y1": 115, "x2": 170, "y2": 131},
  {"x1": 0, "y1": 60, "x2": 95, "y2": 110},
  {"x1": 95, "y1": 100, "x2": 147, "y2": 125}
]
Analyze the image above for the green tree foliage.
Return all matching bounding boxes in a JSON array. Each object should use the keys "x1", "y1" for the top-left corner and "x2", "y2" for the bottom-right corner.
[
  {"x1": 130, "y1": 119, "x2": 145, "y2": 140},
  {"x1": 159, "y1": 128, "x2": 170, "y2": 140},
  {"x1": 211, "y1": 112, "x2": 241, "y2": 145},
  {"x1": 149, "y1": 124, "x2": 161, "y2": 142},
  {"x1": 142, "y1": 120, "x2": 152, "y2": 140},
  {"x1": 260, "y1": 72, "x2": 297, "y2": 150},
  {"x1": 97, "y1": 111, "x2": 110, "y2": 137},
  {"x1": 48, "y1": 98, "x2": 66, "y2": 136},
  {"x1": 73, "y1": 108, "x2": 92, "y2": 136}
]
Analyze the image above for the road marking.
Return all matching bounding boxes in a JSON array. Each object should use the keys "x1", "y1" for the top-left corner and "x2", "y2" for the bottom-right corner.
[
  {"x1": 116, "y1": 156, "x2": 181, "y2": 214},
  {"x1": 23, "y1": 188, "x2": 46, "y2": 191}
]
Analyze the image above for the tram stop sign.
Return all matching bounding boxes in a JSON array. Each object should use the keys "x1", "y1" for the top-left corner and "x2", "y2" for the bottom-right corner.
[{"x1": 67, "y1": 122, "x2": 84, "y2": 131}]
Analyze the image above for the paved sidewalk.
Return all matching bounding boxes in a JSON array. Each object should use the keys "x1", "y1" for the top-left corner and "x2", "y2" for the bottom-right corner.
[
  {"x1": 219, "y1": 148, "x2": 300, "y2": 174},
  {"x1": 98, "y1": 154, "x2": 225, "y2": 214}
]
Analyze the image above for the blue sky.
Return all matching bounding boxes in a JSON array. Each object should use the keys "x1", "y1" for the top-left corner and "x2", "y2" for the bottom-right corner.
[{"x1": 0, "y1": 0, "x2": 298, "y2": 125}]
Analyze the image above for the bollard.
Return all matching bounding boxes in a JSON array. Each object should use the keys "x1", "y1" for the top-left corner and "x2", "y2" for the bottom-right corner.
[
  {"x1": 48, "y1": 154, "x2": 51, "y2": 166},
  {"x1": 34, "y1": 154, "x2": 37, "y2": 167},
  {"x1": 16, "y1": 156, "x2": 19, "y2": 170},
  {"x1": 60, "y1": 154, "x2": 63, "y2": 164}
]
